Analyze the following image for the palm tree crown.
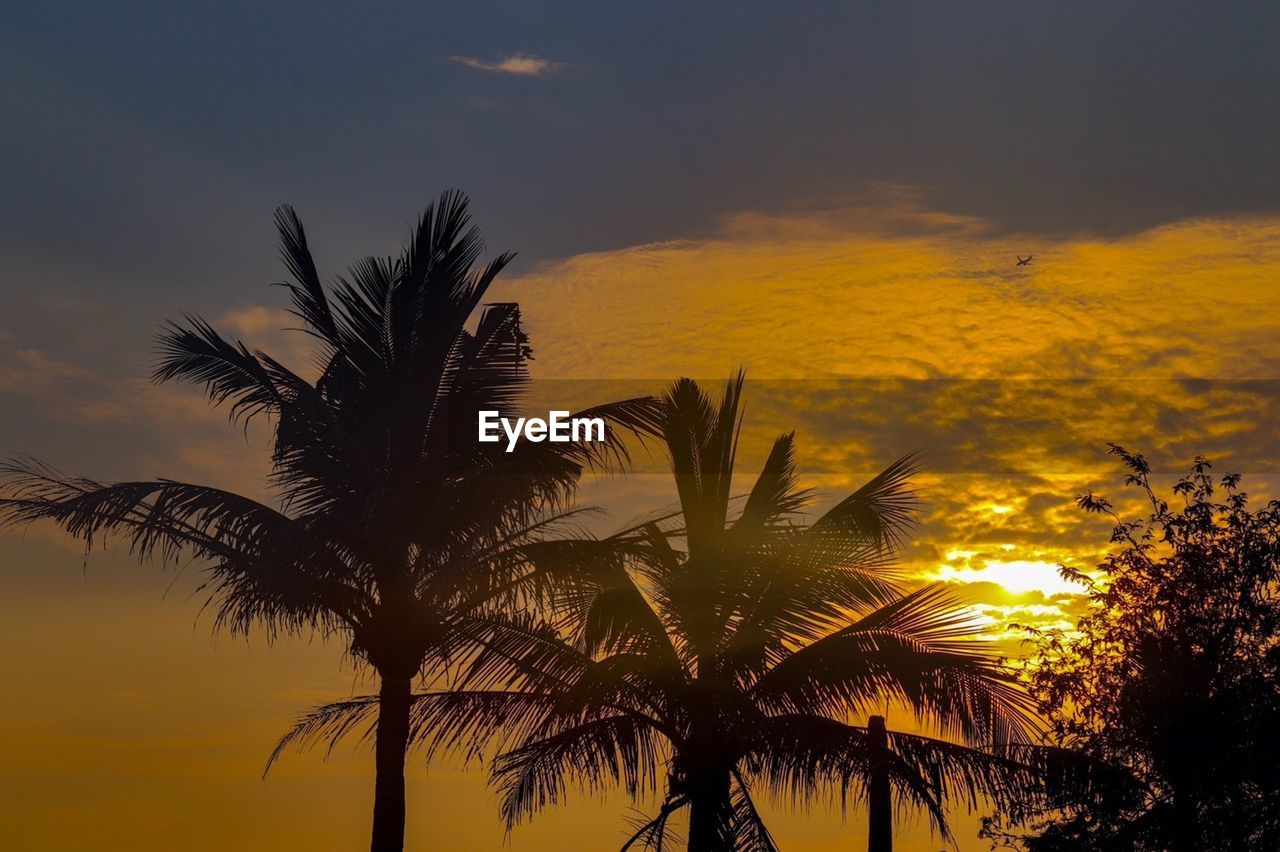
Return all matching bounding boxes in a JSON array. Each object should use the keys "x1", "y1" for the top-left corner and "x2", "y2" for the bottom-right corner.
[
  {"x1": 286, "y1": 374, "x2": 1042, "y2": 850},
  {"x1": 0, "y1": 191, "x2": 662, "y2": 852}
]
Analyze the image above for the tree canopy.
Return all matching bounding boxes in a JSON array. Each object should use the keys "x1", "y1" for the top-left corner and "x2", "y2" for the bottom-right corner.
[{"x1": 986, "y1": 446, "x2": 1280, "y2": 851}]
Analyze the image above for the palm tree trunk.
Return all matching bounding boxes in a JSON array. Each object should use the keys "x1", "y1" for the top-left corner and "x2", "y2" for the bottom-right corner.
[
  {"x1": 867, "y1": 715, "x2": 892, "y2": 852},
  {"x1": 686, "y1": 769, "x2": 732, "y2": 852},
  {"x1": 370, "y1": 672, "x2": 413, "y2": 852}
]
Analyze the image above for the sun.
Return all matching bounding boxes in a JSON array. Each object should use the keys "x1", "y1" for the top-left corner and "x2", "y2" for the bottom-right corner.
[{"x1": 931, "y1": 557, "x2": 1084, "y2": 597}]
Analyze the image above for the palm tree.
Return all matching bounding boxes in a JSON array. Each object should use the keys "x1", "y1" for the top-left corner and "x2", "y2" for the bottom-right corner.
[
  {"x1": 279, "y1": 374, "x2": 1043, "y2": 850},
  {"x1": 0, "y1": 191, "x2": 662, "y2": 852}
]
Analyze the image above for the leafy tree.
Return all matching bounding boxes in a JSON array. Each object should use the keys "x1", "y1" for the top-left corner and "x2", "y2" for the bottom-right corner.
[
  {"x1": 985, "y1": 446, "x2": 1280, "y2": 851},
  {"x1": 0, "y1": 192, "x2": 661, "y2": 852},
  {"x1": 284, "y1": 375, "x2": 1043, "y2": 850}
]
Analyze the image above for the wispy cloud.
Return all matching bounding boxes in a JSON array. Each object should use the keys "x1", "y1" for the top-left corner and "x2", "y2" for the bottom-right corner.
[{"x1": 450, "y1": 52, "x2": 559, "y2": 77}]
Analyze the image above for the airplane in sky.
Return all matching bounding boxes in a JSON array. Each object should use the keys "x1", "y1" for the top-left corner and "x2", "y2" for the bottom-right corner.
[{"x1": 1017, "y1": 255, "x2": 1034, "y2": 266}]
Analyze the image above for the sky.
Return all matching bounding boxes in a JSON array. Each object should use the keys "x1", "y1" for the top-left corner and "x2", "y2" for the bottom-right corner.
[{"x1": 3, "y1": 2, "x2": 1280, "y2": 849}]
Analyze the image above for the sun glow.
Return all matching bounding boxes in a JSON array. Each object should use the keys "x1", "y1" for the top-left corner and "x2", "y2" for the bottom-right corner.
[{"x1": 930, "y1": 557, "x2": 1083, "y2": 597}]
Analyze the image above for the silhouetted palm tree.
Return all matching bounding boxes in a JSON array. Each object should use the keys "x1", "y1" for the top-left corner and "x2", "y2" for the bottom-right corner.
[
  {"x1": 279, "y1": 375, "x2": 1042, "y2": 850},
  {"x1": 0, "y1": 191, "x2": 661, "y2": 852}
]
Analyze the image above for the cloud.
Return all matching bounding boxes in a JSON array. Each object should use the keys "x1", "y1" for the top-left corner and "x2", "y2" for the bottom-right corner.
[
  {"x1": 220, "y1": 305, "x2": 291, "y2": 338},
  {"x1": 486, "y1": 198, "x2": 1280, "y2": 641},
  {"x1": 0, "y1": 337, "x2": 275, "y2": 498},
  {"x1": 9, "y1": 191, "x2": 1280, "y2": 645},
  {"x1": 450, "y1": 52, "x2": 559, "y2": 77}
]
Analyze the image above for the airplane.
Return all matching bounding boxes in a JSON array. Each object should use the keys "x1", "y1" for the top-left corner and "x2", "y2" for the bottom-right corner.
[{"x1": 1016, "y1": 255, "x2": 1034, "y2": 266}]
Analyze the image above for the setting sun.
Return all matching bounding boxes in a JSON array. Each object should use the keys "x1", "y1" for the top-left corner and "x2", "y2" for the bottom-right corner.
[{"x1": 931, "y1": 557, "x2": 1084, "y2": 597}]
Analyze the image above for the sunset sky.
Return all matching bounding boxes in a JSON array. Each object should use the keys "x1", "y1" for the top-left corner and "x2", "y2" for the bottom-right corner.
[{"x1": 3, "y1": 2, "x2": 1280, "y2": 850}]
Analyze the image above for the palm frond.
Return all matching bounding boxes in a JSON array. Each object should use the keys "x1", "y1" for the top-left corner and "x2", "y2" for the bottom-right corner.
[
  {"x1": 885, "y1": 729, "x2": 1043, "y2": 812},
  {"x1": 1, "y1": 459, "x2": 275, "y2": 560},
  {"x1": 272, "y1": 204, "x2": 341, "y2": 344},
  {"x1": 152, "y1": 316, "x2": 284, "y2": 426},
  {"x1": 749, "y1": 713, "x2": 952, "y2": 837},
  {"x1": 729, "y1": 770, "x2": 779, "y2": 852},
  {"x1": 807, "y1": 452, "x2": 920, "y2": 553},
  {"x1": 661, "y1": 374, "x2": 743, "y2": 554},
  {"x1": 620, "y1": 796, "x2": 686, "y2": 851},
  {"x1": 455, "y1": 611, "x2": 595, "y2": 695},
  {"x1": 0, "y1": 459, "x2": 368, "y2": 633},
  {"x1": 494, "y1": 714, "x2": 666, "y2": 828},
  {"x1": 738, "y1": 432, "x2": 810, "y2": 527},
  {"x1": 267, "y1": 690, "x2": 563, "y2": 774},
  {"x1": 751, "y1": 585, "x2": 1040, "y2": 743},
  {"x1": 267, "y1": 695, "x2": 380, "y2": 771}
]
